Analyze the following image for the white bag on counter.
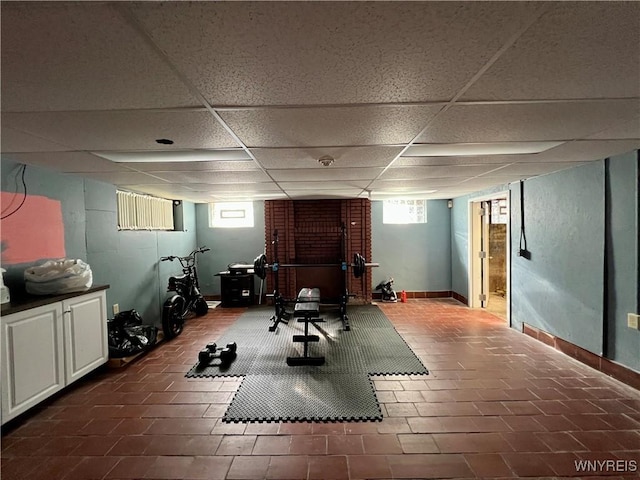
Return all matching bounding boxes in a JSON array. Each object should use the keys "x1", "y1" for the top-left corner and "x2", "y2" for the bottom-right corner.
[{"x1": 24, "y1": 259, "x2": 93, "y2": 295}]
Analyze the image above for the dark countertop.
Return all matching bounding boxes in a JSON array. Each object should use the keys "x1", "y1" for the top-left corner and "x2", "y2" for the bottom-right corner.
[{"x1": 1, "y1": 285, "x2": 110, "y2": 316}]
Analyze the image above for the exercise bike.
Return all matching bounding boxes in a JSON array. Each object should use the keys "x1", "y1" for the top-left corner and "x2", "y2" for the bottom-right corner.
[{"x1": 160, "y1": 246, "x2": 210, "y2": 339}]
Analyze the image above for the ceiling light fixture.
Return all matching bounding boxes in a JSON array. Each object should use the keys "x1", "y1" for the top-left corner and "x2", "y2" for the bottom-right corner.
[
  {"x1": 318, "y1": 155, "x2": 335, "y2": 167},
  {"x1": 92, "y1": 149, "x2": 252, "y2": 163},
  {"x1": 403, "y1": 141, "x2": 564, "y2": 157}
]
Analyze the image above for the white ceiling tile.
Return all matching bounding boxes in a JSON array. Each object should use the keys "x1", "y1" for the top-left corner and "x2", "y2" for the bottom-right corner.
[
  {"x1": 394, "y1": 156, "x2": 511, "y2": 167},
  {"x1": 2, "y1": 111, "x2": 238, "y2": 151},
  {"x1": 277, "y1": 181, "x2": 371, "y2": 190},
  {"x1": 527, "y1": 140, "x2": 640, "y2": 163},
  {"x1": 131, "y1": 2, "x2": 541, "y2": 105},
  {"x1": 588, "y1": 118, "x2": 640, "y2": 140},
  {"x1": 1, "y1": 152, "x2": 132, "y2": 173},
  {"x1": 268, "y1": 167, "x2": 383, "y2": 182},
  {"x1": 0, "y1": 2, "x2": 198, "y2": 112},
  {"x1": 150, "y1": 171, "x2": 271, "y2": 184},
  {"x1": 120, "y1": 184, "x2": 197, "y2": 197},
  {"x1": 125, "y1": 160, "x2": 260, "y2": 172},
  {"x1": 220, "y1": 105, "x2": 442, "y2": 148},
  {"x1": 1, "y1": 127, "x2": 72, "y2": 153},
  {"x1": 286, "y1": 189, "x2": 364, "y2": 199},
  {"x1": 462, "y1": 2, "x2": 640, "y2": 100},
  {"x1": 68, "y1": 171, "x2": 170, "y2": 185},
  {"x1": 415, "y1": 101, "x2": 640, "y2": 143},
  {"x1": 184, "y1": 183, "x2": 282, "y2": 193},
  {"x1": 251, "y1": 146, "x2": 403, "y2": 169},
  {"x1": 370, "y1": 178, "x2": 468, "y2": 190},
  {"x1": 381, "y1": 165, "x2": 503, "y2": 180},
  {"x1": 485, "y1": 162, "x2": 588, "y2": 177}
]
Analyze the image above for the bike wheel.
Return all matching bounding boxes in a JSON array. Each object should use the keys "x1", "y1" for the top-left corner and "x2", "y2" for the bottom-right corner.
[
  {"x1": 162, "y1": 296, "x2": 186, "y2": 340},
  {"x1": 193, "y1": 297, "x2": 209, "y2": 316}
]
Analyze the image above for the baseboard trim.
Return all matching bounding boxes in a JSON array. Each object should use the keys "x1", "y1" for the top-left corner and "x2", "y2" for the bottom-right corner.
[
  {"x1": 451, "y1": 291, "x2": 468, "y2": 305},
  {"x1": 523, "y1": 323, "x2": 639, "y2": 390},
  {"x1": 372, "y1": 290, "x2": 452, "y2": 300}
]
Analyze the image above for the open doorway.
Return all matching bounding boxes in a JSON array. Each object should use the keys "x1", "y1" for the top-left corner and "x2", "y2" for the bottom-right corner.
[{"x1": 468, "y1": 193, "x2": 509, "y2": 322}]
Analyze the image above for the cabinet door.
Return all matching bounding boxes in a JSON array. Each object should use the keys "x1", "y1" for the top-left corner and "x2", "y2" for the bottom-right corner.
[
  {"x1": 1, "y1": 303, "x2": 64, "y2": 423},
  {"x1": 62, "y1": 290, "x2": 108, "y2": 384}
]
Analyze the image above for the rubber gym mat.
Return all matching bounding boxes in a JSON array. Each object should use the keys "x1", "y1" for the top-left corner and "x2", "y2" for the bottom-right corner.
[{"x1": 185, "y1": 304, "x2": 428, "y2": 422}]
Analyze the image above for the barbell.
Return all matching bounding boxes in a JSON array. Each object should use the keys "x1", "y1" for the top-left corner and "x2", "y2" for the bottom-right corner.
[{"x1": 252, "y1": 252, "x2": 378, "y2": 280}]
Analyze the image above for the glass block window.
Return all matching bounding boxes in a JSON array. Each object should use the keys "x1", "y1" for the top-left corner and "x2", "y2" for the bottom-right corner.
[
  {"x1": 382, "y1": 199, "x2": 427, "y2": 224},
  {"x1": 209, "y1": 202, "x2": 254, "y2": 228}
]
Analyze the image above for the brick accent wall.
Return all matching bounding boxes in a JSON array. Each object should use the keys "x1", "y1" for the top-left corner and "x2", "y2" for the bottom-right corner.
[{"x1": 264, "y1": 199, "x2": 372, "y2": 303}]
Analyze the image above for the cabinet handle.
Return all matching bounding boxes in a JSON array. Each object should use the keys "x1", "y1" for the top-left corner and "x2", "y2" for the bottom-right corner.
[{"x1": 63, "y1": 309, "x2": 71, "y2": 314}]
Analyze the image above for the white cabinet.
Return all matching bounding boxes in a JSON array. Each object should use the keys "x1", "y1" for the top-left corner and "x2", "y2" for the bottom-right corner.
[
  {"x1": 1, "y1": 302, "x2": 65, "y2": 422},
  {"x1": 63, "y1": 290, "x2": 109, "y2": 385},
  {"x1": 1, "y1": 288, "x2": 108, "y2": 424}
]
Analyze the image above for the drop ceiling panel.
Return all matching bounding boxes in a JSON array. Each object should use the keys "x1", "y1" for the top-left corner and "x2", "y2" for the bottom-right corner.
[
  {"x1": 415, "y1": 101, "x2": 640, "y2": 143},
  {"x1": 268, "y1": 167, "x2": 383, "y2": 182},
  {"x1": 395, "y1": 156, "x2": 513, "y2": 167},
  {"x1": 487, "y1": 162, "x2": 587, "y2": 177},
  {"x1": 1, "y1": 127, "x2": 73, "y2": 153},
  {"x1": 1, "y1": 152, "x2": 132, "y2": 173},
  {"x1": 381, "y1": 165, "x2": 502, "y2": 180},
  {"x1": 370, "y1": 178, "x2": 468, "y2": 190},
  {"x1": 68, "y1": 171, "x2": 170, "y2": 185},
  {"x1": 151, "y1": 170, "x2": 271, "y2": 184},
  {"x1": 125, "y1": 160, "x2": 260, "y2": 172},
  {"x1": 287, "y1": 189, "x2": 364, "y2": 199},
  {"x1": 185, "y1": 183, "x2": 282, "y2": 193},
  {"x1": 526, "y1": 140, "x2": 640, "y2": 163},
  {"x1": 2, "y1": 111, "x2": 238, "y2": 151},
  {"x1": 220, "y1": 105, "x2": 442, "y2": 148},
  {"x1": 588, "y1": 118, "x2": 640, "y2": 140},
  {"x1": 131, "y1": 2, "x2": 541, "y2": 106},
  {"x1": 462, "y1": 2, "x2": 640, "y2": 100},
  {"x1": 0, "y1": 2, "x2": 198, "y2": 112},
  {"x1": 121, "y1": 184, "x2": 196, "y2": 196},
  {"x1": 252, "y1": 146, "x2": 404, "y2": 169},
  {"x1": 277, "y1": 181, "x2": 371, "y2": 191}
]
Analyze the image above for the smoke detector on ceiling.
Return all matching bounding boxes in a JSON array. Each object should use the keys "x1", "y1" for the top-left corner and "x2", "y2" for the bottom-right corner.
[{"x1": 318, "y1": 155, "x2": 335, "y2": 167}]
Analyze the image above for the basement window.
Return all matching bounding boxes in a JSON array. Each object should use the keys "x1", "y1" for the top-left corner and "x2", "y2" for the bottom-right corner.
[
  {"x1": 382, "y1": 199, "x2": 427, "y2": 224},
  {"x1": 117, "y1": 190, "x2": 174, "y2": 230},
  {"x1": 209, "y1": 201, "x2": 254, "y2": 228}
]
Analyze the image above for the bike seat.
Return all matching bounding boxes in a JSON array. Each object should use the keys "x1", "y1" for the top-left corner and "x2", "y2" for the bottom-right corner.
[{"x1": 169, "y1": 274, "x2": 188, "y2": 282}]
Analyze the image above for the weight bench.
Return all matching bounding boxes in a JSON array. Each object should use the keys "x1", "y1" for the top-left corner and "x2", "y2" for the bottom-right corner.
[{"x1": 286, "y1": 287, "x2": 325, "y2": 366}]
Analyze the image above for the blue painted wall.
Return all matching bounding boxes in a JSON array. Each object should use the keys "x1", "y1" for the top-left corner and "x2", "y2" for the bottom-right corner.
[
  {"x1": 509, "y1": 162, "x2": 605, "y2": 354},
  {"x1": 1, "y1": 158, "x2": 197, "y2": 326},
  {"x1": 1, "y1": 159, "x2": 87, "y2": 293},
  {"x1": 450, "y1": 153, "x2": 639, "y2": 372},
  {"x1": 605, "y1": 151, "x2": 639, "y2": 371},
  {"x1": 371, "y1": 199, "x2": 451, "y2": 293},
  {"x1": 84, "y1": 179, "x2": 197, "y2": 325},
  {"x1": 194, "y1": 202, "x2": 266, "y2": 297}
]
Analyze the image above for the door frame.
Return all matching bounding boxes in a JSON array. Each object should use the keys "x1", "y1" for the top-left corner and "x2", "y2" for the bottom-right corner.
[{"x1": 467, "y1": 190, "x2": 511, "y2": 325}]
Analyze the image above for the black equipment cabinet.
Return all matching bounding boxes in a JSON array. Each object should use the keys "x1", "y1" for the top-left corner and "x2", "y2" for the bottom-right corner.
[{"x1": 219, "y1": 272, "x2": 254, "y2": 307}]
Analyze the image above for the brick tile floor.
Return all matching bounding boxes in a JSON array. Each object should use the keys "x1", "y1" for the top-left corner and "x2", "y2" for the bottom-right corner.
[{"x1": 1, "y1": 299, "x2": 639, "y2": 479}]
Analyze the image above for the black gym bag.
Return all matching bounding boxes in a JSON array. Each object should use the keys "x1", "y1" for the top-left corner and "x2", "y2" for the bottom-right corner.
[{"x1": 107, "y1": 309, "x2": 158, "y2": 358}]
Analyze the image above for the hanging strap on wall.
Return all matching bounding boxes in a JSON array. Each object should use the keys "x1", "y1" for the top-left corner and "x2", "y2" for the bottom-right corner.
[{"x1": 518, "y1": 180, "x2": 531, "y2": 259}]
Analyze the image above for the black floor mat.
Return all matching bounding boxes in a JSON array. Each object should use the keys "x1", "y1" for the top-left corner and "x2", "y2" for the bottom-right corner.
[{"x1": 186, "y1": 304, "x2": 428, "y2": 422}]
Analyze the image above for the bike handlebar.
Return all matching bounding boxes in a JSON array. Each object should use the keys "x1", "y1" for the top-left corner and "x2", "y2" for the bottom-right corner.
[{"x1": 160, "y1": 246, "x2": 209, "y2": 264}]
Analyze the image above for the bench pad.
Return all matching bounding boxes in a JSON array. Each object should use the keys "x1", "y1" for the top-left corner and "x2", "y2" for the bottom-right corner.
[{"x1": 294, "y1": 287, "x2": 320, "y2": 317}]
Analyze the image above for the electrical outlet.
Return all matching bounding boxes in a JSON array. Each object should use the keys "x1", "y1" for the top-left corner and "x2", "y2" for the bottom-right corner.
[
  {"x1": 113, "y1": 304, "x2": 120, "y2": 315},
  {"x1": 627, "y1": 313, "x2": 639, "y2": 330}
]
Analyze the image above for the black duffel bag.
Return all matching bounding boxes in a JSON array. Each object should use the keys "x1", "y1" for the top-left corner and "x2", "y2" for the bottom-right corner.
[{"x1": 107, "y1": 309, "x2": 158, "y2": 358}]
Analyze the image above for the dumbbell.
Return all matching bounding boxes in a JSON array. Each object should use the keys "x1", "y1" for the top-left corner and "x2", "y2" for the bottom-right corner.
[{"x1": 198, "y1": 342, "x2": 237, "y2": 365}]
